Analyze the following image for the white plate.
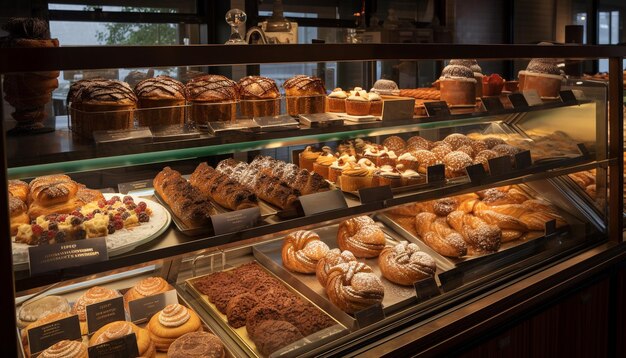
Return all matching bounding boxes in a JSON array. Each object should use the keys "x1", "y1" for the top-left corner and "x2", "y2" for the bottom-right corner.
[{"x1": 12, "y1": 193, "x2": 171, "y2": 271}]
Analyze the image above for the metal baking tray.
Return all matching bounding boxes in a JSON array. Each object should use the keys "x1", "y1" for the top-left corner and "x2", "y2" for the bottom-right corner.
[
  {"x1": 252, "y1": 220, "x2": 447, "y2": 330},
  {"x1": 184, "y1": 262, "x2": 348, "y2": 358}
]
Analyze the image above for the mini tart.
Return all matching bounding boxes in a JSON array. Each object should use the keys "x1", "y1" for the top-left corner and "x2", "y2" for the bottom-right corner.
[
  {"x1": 327, "y1": 88, "x2": 347, "y2": 112},
  {"x1": 89, "y1": 321, "x2": 156, "y2": 358},
  {"x1": 148, "y1": 304, "x2": 203, "y2": 351},
  {"x1": 298, "y1": 146, "x2": 321, "y2": 171}
]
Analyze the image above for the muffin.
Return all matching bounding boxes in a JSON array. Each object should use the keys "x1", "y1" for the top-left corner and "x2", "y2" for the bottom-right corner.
[
  {"x1": 412, "y1": 149, "x2": 438, "y2": 174},
  {"x1": 369, "y1": 92, "x2": 383, "y2": 115},
  {"x1": 68, "y1": 78, "x2": 137, "y2": 140},
  {"x1": 299, "y1": 146, "x2": 321, "y2": 171},
  {"x1": 238, "y1": 75, "x2": 281, "y2": 117},
  {"x1": 345, "y1": 88, "x2": 370, "y2": 116},
  {"x1": 373, "y1": 165, "x2": 402, "y2": 188},
  {"x1": 329, "y1": 154, "x2": 357, "y2": 183},
  {"x1": 313, "y1": 146, "x2": 336, "y2": 179},
  {"x1": 283, "y1": 75, "x2": 326, "y2": 116},
  {"x1": 339, "y1": 162, "x2": 373, "y2": 192},
  {"x1": 327, "y1": 88, "x2": 347, "y2": 112},
  {"x1": 186, "y1": 75, "x2": 238, "y2": 125},
  {"x1": 134, "y1": 75, "x2": 186, "y2": 127},
  {"x1": 438, "y1": 65, "x2": 476, "y2": 106},
  {"x1": 518, "y1": 58, "x2": 563, "y2": 98},
  {"x1": 449, "y1": 59, "x2": 483, "y2": 98}
]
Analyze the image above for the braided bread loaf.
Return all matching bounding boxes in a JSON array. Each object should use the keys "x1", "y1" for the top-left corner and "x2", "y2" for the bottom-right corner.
[{"x1": 281, "y1": 230, "x2": 329, "y2": 273}]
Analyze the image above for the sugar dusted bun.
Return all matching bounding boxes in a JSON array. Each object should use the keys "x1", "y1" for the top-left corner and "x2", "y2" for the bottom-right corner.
[
  {"x1": 282, "y1": 230, "x2": 329, "y2": 273},
  {"x1": 17, "y1": 295, "x2": 71, "y2": 329},
  {"x1": 89, "y1": 321, "x2": 156, "y2": 358},
  {"x1": 316, "y1": 248, "x2": 357, "y2": 287},
  {"x1": 326, "y1": 261, "x2": 384, "y2": 314},
  {"x1": 124, "y1": 277, "x2": 172, "y2": 309},
  {"x1": 72, "y1": 286, "x2": 120, "y2": 321},
  {"x1": 39, "y1": 340, "x2": 87, "y2": 358},
  {"x1": 379, "y1": 242, "x2": 436, "y2": 285},
  {"x1": 148, "y1": 304, "x2": 203, "y2": 351},
  {"x1": 337, "y1": 216, "x2": 386, "y2": 258}
]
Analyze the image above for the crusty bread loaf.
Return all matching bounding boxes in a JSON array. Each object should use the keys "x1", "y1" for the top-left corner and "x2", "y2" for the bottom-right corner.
[
  {"x1": 189, "y1": 162, "x2": 258, "y2": 211},
  {"x1": 153, "y1": 167, "x2": 215, "y2": 228}
]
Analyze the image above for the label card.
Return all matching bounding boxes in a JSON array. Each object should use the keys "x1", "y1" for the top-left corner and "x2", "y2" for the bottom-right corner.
[
  {"x1": 358, "y1": 185, "x2": 393, "y2": 204},
  {"x1": 466, "y1": 163, "x2": 488, "y2": 183},
  {"x1": 559, "y1": 90, "x2": 578, "y2": 104},
  {"x1": 298, "y1": 190, "x2": 348, "y2": 216},
  {"x1": 210, "y1": 207, "x2": 261, "y2": 236},
  {"x1": 522, "y1": 89, "x2": 543, "y2": 106},
  {"x1": 381, "y1": 98, "x2": 415, "y2": 120},
  {"x1": 577, "y1": 143, "x2": 590, "y2": 157},
  {"x1": 88, "y1": 333, "x2": 139, "y2": 358},
  {"x1": 413, "y1": 277, "x2": 441, "y2": 303},
  {"x1": 298, "y1": 113, "x2": 344, "y2": 127},
  {"x1": 128, "y1": 289, "x2": 178, "y2": 323},
  {"x1": 481, "y1": 96, "x2": 505, "y2": 111},
  {"x1": 253, "y1": 114, "x2": 299, "y2": 131},
  {"x1": 508, "y1": 93, "x2": 529, "y2": 109},
  {"x1": 29, "y1": 238, "x2": 108, "y2": 276},
  {"x1": 424, "y1": 101, "x2": 451, "y2": 117},
  {"x1": 354, "y1": 303, "x2": 385, "y2": 328},
  {"x1": 514, "y1": 150, "x2": 533, "y2": 170},
  {"x1": 426, "y1": 164, "x2": 446, "y2": 184},
  {"x1": 86, "y1": 296, "x2": 126, "y2": 335},
  {"x1": 544, "y1": 219, "x2": 557, "y2": 236},
  {"x1": 93, "y1": 127, "x2": 152, "y2": 145},
  {"x1": 487, "y1": 156, "x2": 512, "y2": 176},
  {"x1": 28, "y1": 314, "x2": 81, "y2": 356},
  {"x1": 118, "y1": 179, "x2": 152, "y2": 195}
]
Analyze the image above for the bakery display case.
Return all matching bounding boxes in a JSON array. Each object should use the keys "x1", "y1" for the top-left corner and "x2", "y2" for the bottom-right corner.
[{"x1": 1, "y1": 44, "x2": 624, "y2": 357}]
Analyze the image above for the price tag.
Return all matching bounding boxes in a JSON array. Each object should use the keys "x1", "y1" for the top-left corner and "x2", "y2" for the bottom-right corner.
[
  {"x1": 426, "y1": 164, "x2": 446, "y2": 184},
  {"x1": 487, "y1": 156, "x2": 512, "y2": 176},
  {"x1": 577, "y1": 143, "x2": 590, "y2": 157},
  {"x1": 298, "y1": 190, "x2": 348, "y2": 216},
  {"x1": 298, "y1": 113, "x2": 344, "y2": 127},
  {"x1": 413, "y1": 277, "x2": 441, "y2": 302},
  {"x1": 210, "y1": 207, "x2": 260, "y2": 236},
  {"x1": 481, "y1": 96, "x2": 505, "y2": 111},
  {"x1": 118, "y1": 179, "x2": 152, "y2": 195},
  {"x1": 424, "y1": 101, "x2": 451, "y2": 117},
  {"x1": 86, "y1": 296, "x2": 126, "y2": 335},
  {"x1": 254, "y1": 114, "x2": 299, "y2": 131},
  {"x1": 466, "y1": 163, "x2": 487, "y2": 183},
  {"x1": 93, "y1": 127, "x2": 152, "y2": 145},
  {"x1": 29, "y1": 238, "x2": 108, "y2": 276},
  {"x1": 28, "y1": 314, "x2": 81, "y2": 356},
  {"x1": 522, "y1": 90, "x2": 543, "y2": 106},
  {"x1": 358, "y1": 185, "x2": 393, "y2": 204},
  {"x1": 128, "y1": 289, "x2": 178, "y2": 323},
  {"x1": 559, "y1": 90, "x2": 578, "y2": 104},
  {"x1": 88, "y1": 333, "x2": 140, "y2": 358},
  {"x1": 508, "y1": 93, "x2": 529, "y2": 109},
  {"x1": 514, "y1": 150, "x2": 533, "y2": 170},
  {"x1": 381, "y1": 98, "x2": 415, "y2": 120},
  {"x1": 544, "y1": 219, "x2": 557, "y2": 236},
  {"x1": 354, "y1": 303, "x2": 385, "y2": 328},
  {"x1": 438, "y1": 270, "x2": 464, "y2": 292}
]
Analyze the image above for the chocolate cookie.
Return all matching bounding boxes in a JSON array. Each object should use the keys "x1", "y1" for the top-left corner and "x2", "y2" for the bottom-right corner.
[
  {"x1": 193, "y1": 272, "x2": 236, "y2": 301},
  {"x1": 282, "y1": 302, "x2": 335, "y2": 337},
  {"x1": 213, "y1": 284, "x2": 248, "y2": 314},
  {"x1": 251, "y1": 320, "x2": 303, "y2": 356},
  {"x1": 246, "y1": 305, "x2": 283, "y2": 339},
  {"x1": 260, "y1": 288, "x2": 300, "y2": 311},
  {"x1": 226, "y1": 293, "x2": 259, "y2": 328},
  {"x1": 249, "y1": 277, "x2": 282, "y2": 296}
]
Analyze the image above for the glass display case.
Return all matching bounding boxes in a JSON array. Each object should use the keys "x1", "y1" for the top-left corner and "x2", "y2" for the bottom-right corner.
[{"x1": 1, "y1": 44, "x2": 623, "y2": 357}]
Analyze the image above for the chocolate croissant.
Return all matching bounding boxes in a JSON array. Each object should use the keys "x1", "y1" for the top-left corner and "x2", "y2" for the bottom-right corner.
[{"x1": 189, "y1": 162, "x2": 258, "y2": 211}]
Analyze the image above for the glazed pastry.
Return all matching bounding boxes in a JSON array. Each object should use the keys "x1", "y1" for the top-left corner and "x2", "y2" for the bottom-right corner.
[
  {"x1": 415, "y1": 212, "x2": 467, "y2": 257},
  {"x1": 26, "y1": 175, "x2": 104, "y2": 220},
  {"x1": 134, "y1": 75, "x2": 186, "y2": 127},
  {"x1": 89, "y1": 321, "x2": 156, "y2": 358},
  {"x1": 16, "y1": 295, "x2": 71, "y2": 329},
  {"x1": 316, "y1": 248, "x2": 357, "y2": 287},
  {"x1": 167, "y1": 331, "x2": 225, "y2": 358},
  {"x1": 251, "y1": 320, "x2": 303, "y2": 356},
  {"x1": 153, "y1": 167, "x2": 215, "y2": 227},
  {"x1": 325, "y1": 261, "x2": 384, "y2": 314},
  {"x1": 39, "y1": 340, "x2": 87, "y2": 358},
  {"x1": 472, "y1": 209, "x2": 528, "y2": 231},
  {"x1": 123, "y1": 277, "x2": 172, "y2": 309},
  {"x1": 447, "y1": 211, "x2": 501, "y2": 255},
  {"x1": 238, "y1": 75, "x2": 281, "y2": 117},
  {"x1": 72, "y1": 286, "x2": 120, "y2": 331},
  {"x1": 312, "y1": 146, "x2": 336, "y2": 179},
  {"x1": 186, "y1": 74, "x2": 238, "y2": 124},
  {"x1": 189, "y1": 162, "x2": 258, "y2": 211},
  {"x1": 282, "y1": 230, "x2": 330, "y2": 274},
  {"x1": 283, "y1": 75, "x2": 326, "y2": 116},
  {"x1": 378, "y1": 242, "x2": 436, "y2": 285},
  {"x1": 255, "y1": 155, "x2": 330, "y2": 195},
  {"x1": 337, "y1": 216, "x2": 386, "y2": 258},
  {"x1": 148, "y1": 304, "x2": 203, "y2": 351}
]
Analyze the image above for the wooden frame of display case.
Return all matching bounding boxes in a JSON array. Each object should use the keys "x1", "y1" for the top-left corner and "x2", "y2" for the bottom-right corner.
[{"x1": 1, "y1": 44, "x2": 625, "y2": 356}]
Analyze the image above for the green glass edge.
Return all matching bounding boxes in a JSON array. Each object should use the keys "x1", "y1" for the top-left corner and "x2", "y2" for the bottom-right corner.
[{"x1": 8, "y1": 116, "x2": 493, "y2": 179}]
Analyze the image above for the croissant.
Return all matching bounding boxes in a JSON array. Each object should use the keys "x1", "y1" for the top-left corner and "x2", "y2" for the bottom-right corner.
[
  {"x1": 8, "y1": 180, "x2": 29, "y2": 202},
  {"x1": 446, "y1": 211, "x2": 501, "y2": 255},
  {"x1": 28, "y1": 174, "x2": 79, "y2": 206},
  {"x1": 316, "y1": 248, "x2": 357, "y2": 287},
  {"x1": 153, "y1": 167, "x2": 215, "y2": 228},
  {"x1": 281, "y1": 230, "x2": 329, "y2": 273},
  {"x1": 253, "y1": 156, "x2": 330, "y2": 195},
  {"x1": 27, "y1": 187, "x2": 104, "y2": 220},
  {"x1": 378, "y1": 242, "x2": 436, "y2": 286},
  {"x1": 337, "y1": 216, "x2": 386, "y2": 258},
  {"x1": 472, "y1": 209, "x2": 528, "y2": 231},
  {"x1": 325, "y1": 261, "x2": 384, "y2": 314},
  {"x1": 415, "y1": 212, "x2": 467, "y2": 257},
  {"x1": 189, "y1": 162, "x2": 258, "y2": 211},
  {"x1": 473, "y1": 201, "x2": 530, "y2": 218}
]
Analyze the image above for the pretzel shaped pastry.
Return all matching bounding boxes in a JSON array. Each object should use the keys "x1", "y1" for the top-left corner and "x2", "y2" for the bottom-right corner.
[
  {"x1": 326, "y1": 261, "x2": 384, "y2": 314},
  {"x1": 281, "y1": 230, "x2": 329, "y2": 273}
]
